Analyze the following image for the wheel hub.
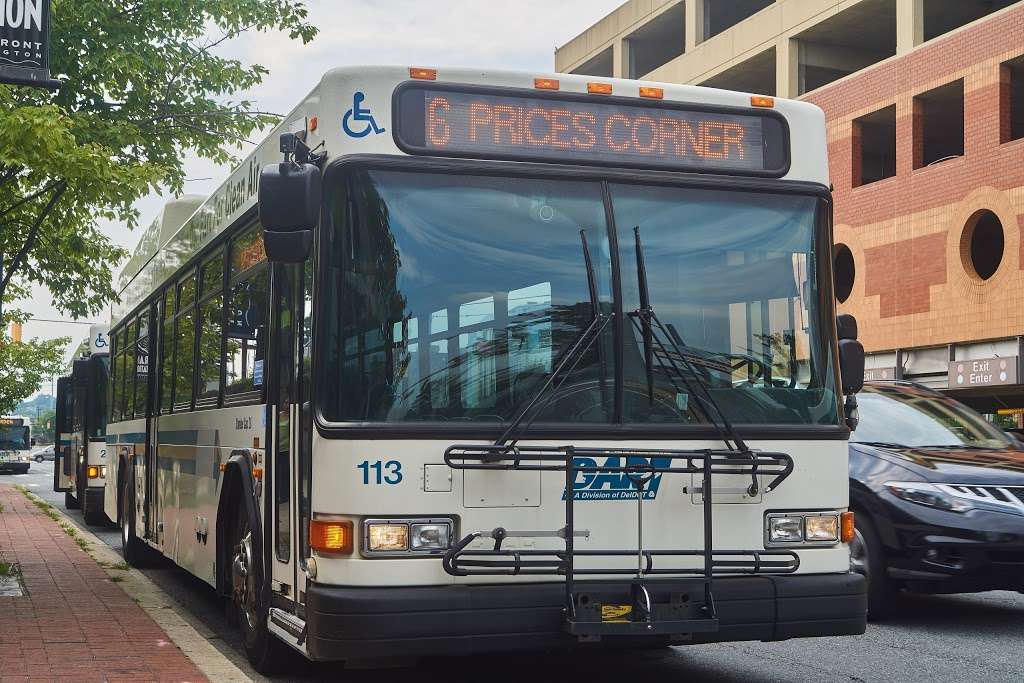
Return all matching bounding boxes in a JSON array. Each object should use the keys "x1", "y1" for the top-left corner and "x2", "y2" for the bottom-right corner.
[{"x1": 232, "y1": 532, "x2": 258, "y2": 629}]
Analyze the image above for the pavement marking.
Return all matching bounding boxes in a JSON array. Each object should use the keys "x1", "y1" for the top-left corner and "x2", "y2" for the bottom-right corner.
[{"x1": 18, "y1": 487, "x2": 255, "y2": 683}]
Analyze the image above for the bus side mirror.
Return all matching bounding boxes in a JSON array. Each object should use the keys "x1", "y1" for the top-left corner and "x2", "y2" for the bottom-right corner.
[
  {"x1": 258, "y1": 155, "x2": 321, "y2": 263},
  {"x1": 837, "y1": 314, "x2": 864, "y2": 431}
]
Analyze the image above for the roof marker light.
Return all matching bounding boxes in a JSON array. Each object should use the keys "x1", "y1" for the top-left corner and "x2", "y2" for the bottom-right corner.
[
  {"x1": 639, "y1": 86, "x2": 664, "y2": 99},
  {"x1": 534, "y1": 77, "x2": 560, "y2": 90},
  {"x1": 587, "y1": 82, "x2": 613, "y2": 95},
  {"x1": 309, "y1": 115, "x2": 318, "y2": 132},
  {"x1": 409, "y1": 67, "x2": 437, "y2": 80},
  {"x1": 750, "y1": 95, "x2": 775, "y2": 108}
]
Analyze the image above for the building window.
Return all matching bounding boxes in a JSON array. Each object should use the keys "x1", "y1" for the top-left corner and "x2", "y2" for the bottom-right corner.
[
  {"x1": 914, "y1": 80, "x2": 964, "y2": 169},
  {"x1": 795, "y1": 0, "x2": 896, "y2": 96},
  {"x1": 833, "y1": 244, "x2": 855, "y2": 303},
  {"x1": 961, "y1": 210, "x2": 1004, "y2": 281},
  {"x1": 626, "y1": 2, "x2": 684, "y2": 78},
  {"x1": 570, "y1": 46, "x2": 613, "y2": 77},
  {"x1": 702, "y1": 0, "x2": 773, "y2": 43},
  {"x1": 853, "y1": 105, "x2": 896, "y2": 186},
  {"x1": 923, "y1": 0, "x2": 1017, "y2": 43},
  {"x1": 699, "y1": 47, "x2": 776, "y2": 97},
  {"x1": 1001, "y1": 55, "x2": 1024, "y2": 143}
]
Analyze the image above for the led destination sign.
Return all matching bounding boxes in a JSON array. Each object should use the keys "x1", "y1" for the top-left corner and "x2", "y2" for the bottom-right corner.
[{"x1": 395, "y1": 85, "x2": 787, "y2": 174}]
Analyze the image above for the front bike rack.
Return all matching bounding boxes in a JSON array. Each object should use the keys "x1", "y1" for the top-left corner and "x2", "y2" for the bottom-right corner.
[{"x1": 441, "y1": 444, "x2": 798, "y2": 638}]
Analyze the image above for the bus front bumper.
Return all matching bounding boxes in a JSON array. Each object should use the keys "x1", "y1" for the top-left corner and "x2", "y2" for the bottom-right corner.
[{"x1": 304, "y1": 572, "x2": 866, "y2": 661}]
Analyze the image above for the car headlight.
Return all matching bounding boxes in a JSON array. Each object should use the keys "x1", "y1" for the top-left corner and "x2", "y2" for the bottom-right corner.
[{"x1": 885, "y1": 481, "x2": 973, "y2": 513}]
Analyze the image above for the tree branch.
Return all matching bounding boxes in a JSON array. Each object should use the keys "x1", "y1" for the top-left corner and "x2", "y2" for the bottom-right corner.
[
  {"x1": 0, "y1": 180, "x2": 63, "y2": 218},
  {"x1": 0, "y1": 182, "x2": 67, "y2": 298}
]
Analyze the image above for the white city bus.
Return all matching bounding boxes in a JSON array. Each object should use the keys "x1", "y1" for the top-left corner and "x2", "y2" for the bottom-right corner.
[
  {"x1": 0, "y1": 416, "x2": 33, "y2": 474},
  {"x1": 105, "y1": 66, "x2": 867, "y2": 672},
  {"x1": 53, "y1": 324, "x2": 111, "y2": 522}
]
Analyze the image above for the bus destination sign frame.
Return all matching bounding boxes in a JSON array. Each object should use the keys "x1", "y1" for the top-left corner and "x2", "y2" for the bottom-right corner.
[{"x1": 394, "y1": 83, "x2": 789, "y2": 177}]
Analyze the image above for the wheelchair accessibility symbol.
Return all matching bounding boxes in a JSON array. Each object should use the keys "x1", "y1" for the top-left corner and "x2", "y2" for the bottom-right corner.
[{"x1": 342, "y1": 91, "x2": 385, "y2": 138}]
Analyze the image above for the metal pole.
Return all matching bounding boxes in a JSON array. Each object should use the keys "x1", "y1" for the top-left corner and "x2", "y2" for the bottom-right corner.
[{"x1": 564, "y1": 446, "x2": 576, "y2": 613}]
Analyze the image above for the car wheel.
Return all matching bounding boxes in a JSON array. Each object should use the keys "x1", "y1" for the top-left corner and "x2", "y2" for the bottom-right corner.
[
  {"x1": 35, "y1": 455, "x2": 43, "y2": 463},
  {"x1": 850, "y1": 513, "x2": 897, "y2": 620}
]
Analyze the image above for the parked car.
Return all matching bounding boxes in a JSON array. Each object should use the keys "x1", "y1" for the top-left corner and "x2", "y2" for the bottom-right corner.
[
  {"x1": 31, "y1": 444, "x2": 55, "y2": 462},
  {"x1": 849, "y1": 381, "x2": 1024, "y2": 618}
]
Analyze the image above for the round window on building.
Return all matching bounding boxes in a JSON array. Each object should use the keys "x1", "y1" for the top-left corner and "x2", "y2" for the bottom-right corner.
[
  {"x1": 833, "y1": 243, "x2": 855, "y2": 303},
  {"x1": 961, "y1": 210, "x2": 1004, "y2": 281}
]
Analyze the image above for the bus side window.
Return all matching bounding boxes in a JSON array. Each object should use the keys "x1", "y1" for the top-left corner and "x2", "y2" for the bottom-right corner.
[
  {"x1": 134, "y1": 314, "x2": 150, "y2": 417},
  {"x1": 110, "y1": 328, "x2": 121, "y2": 422},
  {"x1": 160, "y1": 288, "x2": 176, "y2": 413},
  {"x1": 226, "y1": 227, "x2": 269, "y2": 403},
  {"x1": 124, "y1": 318, "x2": 139, "y2": 420},
  {"x1": 196, "y1": 249, "x2": 226, "y2": 407},
  {"x1": 174, "y1": 272, "x2": 197, "y2": 411}
]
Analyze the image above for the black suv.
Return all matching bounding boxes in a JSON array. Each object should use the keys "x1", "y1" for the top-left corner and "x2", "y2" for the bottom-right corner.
[{"x1": 849, "y1": 382, "x2": 1024, "y2": 617}]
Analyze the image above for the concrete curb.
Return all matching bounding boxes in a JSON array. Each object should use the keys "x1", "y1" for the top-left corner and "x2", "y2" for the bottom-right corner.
[{"x1": 20, "y1": 488, "x2": 254, "y2": 683}]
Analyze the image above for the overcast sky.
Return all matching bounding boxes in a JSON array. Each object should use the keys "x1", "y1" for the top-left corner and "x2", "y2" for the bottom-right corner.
[{"x1": 20, "y1": 0, "x2": 624, "y2": 392}]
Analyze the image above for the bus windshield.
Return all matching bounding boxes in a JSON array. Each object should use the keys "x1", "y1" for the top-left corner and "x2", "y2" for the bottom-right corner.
[
  {"x1": 321, "y1": 168, "x2": 838, "y2": 428},
  {"x1": 0, "y1": 425, "x2": 30, "y2": 450}
]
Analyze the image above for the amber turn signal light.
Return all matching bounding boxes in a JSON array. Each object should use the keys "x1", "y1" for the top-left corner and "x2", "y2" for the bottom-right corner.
[
  {"x1": 409, "y1": 67, "x2": 437, "y2": 80},
  {"x1": 840, "y1": 511, "x2": 855, "y2": 543},
  {"x1": 86, "y1": 465, "x2": 100, "y2": 479},
  {"x1": 310, "y1": 519, "x2": 354, "y2": 555}
]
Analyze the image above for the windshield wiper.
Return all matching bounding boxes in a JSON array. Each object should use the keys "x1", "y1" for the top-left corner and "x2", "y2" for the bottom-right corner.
[
  {"x1": 494, "y1": 229, "x2": 611, "y2": 449},
  {"x1": 629, "y1": 226, "x2": 762, "y2": 495}
]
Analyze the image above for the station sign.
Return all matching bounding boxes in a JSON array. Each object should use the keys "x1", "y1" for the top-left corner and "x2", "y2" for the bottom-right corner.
[
  {"x1": 948, "y1": 357, "x2": 1019, "y2": 388},
  {"x1": 0, "y1": 0, "x2": 58, "y2": 89},
  {"x1": 864, "y1": 367, "x2": 897, "y2": 381},
  {"x1": 395, "y1": 83, "x2": 788, "y2": 175}
]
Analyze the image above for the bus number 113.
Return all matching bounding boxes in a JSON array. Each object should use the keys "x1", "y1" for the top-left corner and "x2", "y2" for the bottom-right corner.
[{"x1": 358, "y1": 460, "x2": 403, "y2": 485}]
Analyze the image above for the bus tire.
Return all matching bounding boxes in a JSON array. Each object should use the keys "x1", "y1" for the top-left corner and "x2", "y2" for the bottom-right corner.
[
  {"x1": 851, "y1": 511, "x2": 897, "y2": 620},
  {"x1": 120, "y1": 476, "x2": 150, "y2": 567},
  {"x1": 229, "y1": 505, "x2": 296, "y2": 673},
  {"x1": 65, "y1": 490, "x2": 80, "y2": 510},
  {"x1": 83, "y1": 494, "x2": 106, "y2": 526}
]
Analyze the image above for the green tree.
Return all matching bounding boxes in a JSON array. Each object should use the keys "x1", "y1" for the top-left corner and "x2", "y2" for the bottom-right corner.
[
  {"x1": 34, "y1": 408, "x2": 57, "y2": 443},
  {"x1": 0, "y1": 309, "x2": 67, "y2": 415},
  {"x1": 0, "y1": 0, "x2": 317, "y2": 318}
]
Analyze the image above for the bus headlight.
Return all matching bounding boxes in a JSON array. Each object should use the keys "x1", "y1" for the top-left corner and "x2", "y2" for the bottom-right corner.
[
  {"x1": 766, "y1": 512, "x2": 841, "y2": 546},
  {"x1": 411, "y1": 523, "x2": 450, "y2": 551},
  {"x1": 804, "y1": 515, "x2": 839, "y2": 542},
  {"x1": 363, "y1": 518, "x2": 454, "y2": 556},
  {"x1": 767, "y1": 515, "x2": 803, "y2": 543},
  {"x1": 367, "y1": 523, "x2": 409, "y2": 551}
]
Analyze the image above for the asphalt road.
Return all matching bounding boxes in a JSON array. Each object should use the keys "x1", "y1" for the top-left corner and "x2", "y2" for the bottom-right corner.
[{"x1": 7, "y1": 462, "x2": 1024, "y2": 683}]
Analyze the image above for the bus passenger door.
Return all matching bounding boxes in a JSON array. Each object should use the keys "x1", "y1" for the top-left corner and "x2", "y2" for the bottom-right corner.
[
  {"x1": 269, "y1": 263, "x2": 300, "y2": 609},
  {"x1": 53, "y1": 377, "x2": 73, "y2": 493}
]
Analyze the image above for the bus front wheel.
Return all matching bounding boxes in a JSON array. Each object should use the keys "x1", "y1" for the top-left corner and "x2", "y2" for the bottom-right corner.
[
  {"x1": 64, "y1": 490, "x2": 80, "y2": 510},
  {"x1": 120, "y1": 477, "x2": 150, "y2": 567},
  {"x1": 229, "y1": 507, "x2": 297, "y2": 673}
]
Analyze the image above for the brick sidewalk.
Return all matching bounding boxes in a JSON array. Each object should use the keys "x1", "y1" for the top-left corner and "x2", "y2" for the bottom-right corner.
[{"x1": 0, "y1": 485, "x2": 209, "y2": 682}]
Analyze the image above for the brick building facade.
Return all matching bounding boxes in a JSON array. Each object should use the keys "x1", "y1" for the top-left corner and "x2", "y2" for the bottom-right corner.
[{"x1": 807, "y1": 5, "x2": 1024, "y2": 411}]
